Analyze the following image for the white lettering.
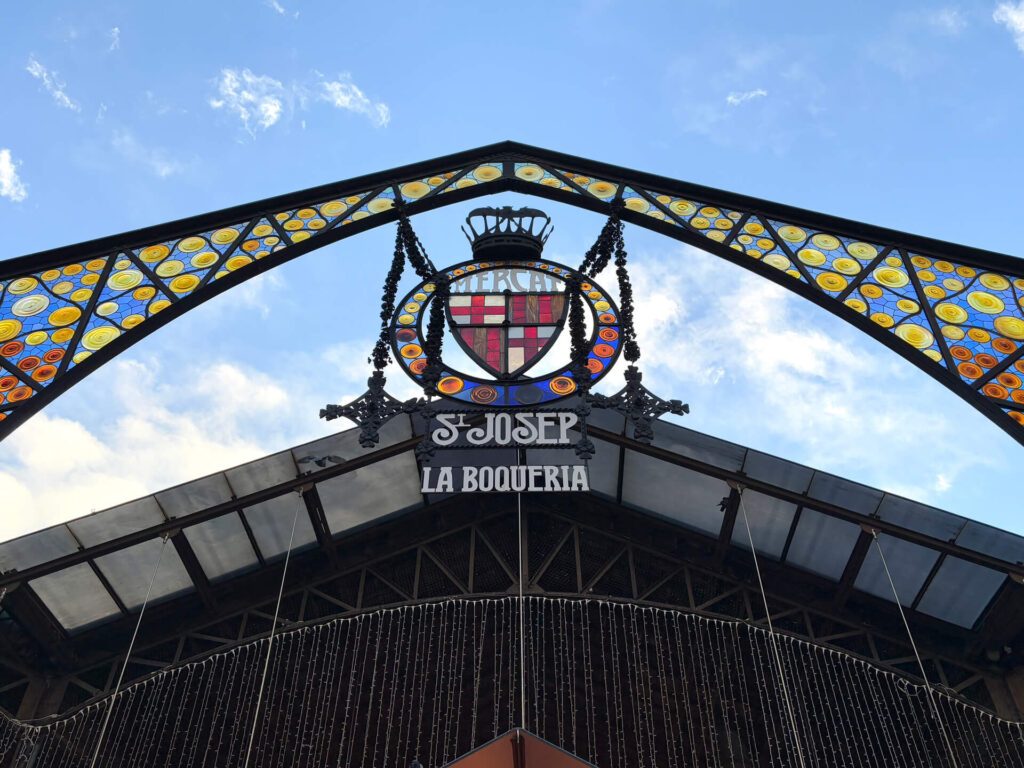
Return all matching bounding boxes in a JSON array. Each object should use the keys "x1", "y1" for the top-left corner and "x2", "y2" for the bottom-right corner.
[
  {"x1": 557, "y1": 412, "x2": 577, "y2": 443},
  {"x1": 571, "y1": 465, "x2": 589, "y2": 491},
  {"x1": 462, "y1": 466, "x2": 478, "y2": 492},
  {"x1": 432, "y1": 414, "x2": 467, "y2": 446}
]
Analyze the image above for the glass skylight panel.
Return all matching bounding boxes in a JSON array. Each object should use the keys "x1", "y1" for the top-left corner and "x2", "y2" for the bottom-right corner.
[
  {"x1": 155, "y1": 474, "x2": 233, "y2": 518},
  {"x1": 621, "y1": 453, "x2": 729, "y2": 535},
  {"x1": 731, "y1": 492, "x2": 798, "y2": 559},
  {"x1": 785, "y1": 509, "x2": 861, "y2": 580},
  {"x1": 807, "y1": 473, "x2": 883, "y2": 515},
  {"x1": 854, "y1": 533, "x2": 940, "y2": 606},
  {"x1": 29, "y1": 563, "x2": 122, "y2": 632},
  {"x1": 525, "y1": 438, "x2": 618, "y2": 498},
  {"x1": 741, "y1": 451, "x2": 813, "y2": 494},
  {"x1": 874, "y1": 495, "x2": 966, "y2": 542},
  {"x1": 95, "y1": 540, "x2": 193, "y2": 610},
  {"x1": 242, "y1": 496, "x2": 318, "y2": 560},
  {"x1": 182, "y1": 513, "x2": 260, "y2": 581},
  {"x1": 650, "y1": 422, "x2": 746, "y2": 471},
  {"x1": 916, "y1": 556, "x2": 1007, "y2": 628},
  {"x1": 956, "y1": 521, "x2": 1024, "y2": 564},
  {"x1": 293, "y1": 416, "x2": 412, "y2": 469},
  {"x1": 67, "y1": 497, "x2": 167, "y2": 547},
  {"x1": 0, "y1": 526, "x2": 79, "y2": 573},
  {"x1": 225, "y1": 450, "x2": 299, "y2": 497},
  {"x1": 316, "y1": 452, "x2": 422, "y2": 536}
]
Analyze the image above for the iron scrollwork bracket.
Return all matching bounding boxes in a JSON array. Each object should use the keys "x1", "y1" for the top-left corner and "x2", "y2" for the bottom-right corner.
[
  {"x1": 320, "y1": 370, "x2": 428, "y2": 448},
  {"x1": 588, "y1": 365, "x2": 689, "y2": 443}
]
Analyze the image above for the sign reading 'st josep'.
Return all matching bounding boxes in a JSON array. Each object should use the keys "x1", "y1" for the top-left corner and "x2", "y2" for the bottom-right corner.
[{"x1": 419, "y1": 410, "x2": 589, "y2": 494}]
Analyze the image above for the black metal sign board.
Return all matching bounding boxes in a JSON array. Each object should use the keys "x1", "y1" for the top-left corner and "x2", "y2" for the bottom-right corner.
[{"x1": 419, "y1": 410, "x2": 589, "y2": 493}]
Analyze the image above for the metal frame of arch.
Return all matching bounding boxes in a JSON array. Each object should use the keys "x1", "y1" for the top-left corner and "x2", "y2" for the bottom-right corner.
[{"x1": 2, "y1": 140, "x2": 1024, "y2": 444}]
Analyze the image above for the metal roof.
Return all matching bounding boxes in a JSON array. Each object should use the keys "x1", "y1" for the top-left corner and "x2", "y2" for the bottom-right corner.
[{"x1": 2, "y1": 410, "x2": 1021, "y2": 639}]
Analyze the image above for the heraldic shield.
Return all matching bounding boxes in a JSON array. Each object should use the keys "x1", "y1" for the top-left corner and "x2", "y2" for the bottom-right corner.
[{"x1": 446, "y1": 274, "x2": 568, "y2": 379}]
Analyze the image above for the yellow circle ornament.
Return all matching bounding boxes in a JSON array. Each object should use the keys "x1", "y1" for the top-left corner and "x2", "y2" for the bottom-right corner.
[
  {"x1": 935, "y1": 303, "x2": 968, "y2": 324},
  {"x1": 910, "y1": 256, "x2": 931, "y2": 268},
  {"x1": 514, "y1": 165, "x2": 544, "y2": 182},
  {"x1": 896, "y1": 299, "x2": 919, "y2": 314},
  {"x1": 763, "y1": 254, "x2": 792, "y2": 271},
  {"x1": 0, "y1": 319, "x2": 22, "y2": 342},
  {"x1": 211, "y1": 228, "x2": 239, "y2": 245},
  {"x1": 25, "y1": 331, "x2": 48, "y2": 346},
  {"x1": 96, "y1": 302, "x2": 119, "y2": 317},
  {"x1": 714, "y1": 218, "x2": 733, "y2": 230},
  {"x1": 140, "y1": 245, "x2": 170, "y2": 263},
  {"x1": 191, "y1": 251, "x2": 219, "y2": 269},
  {"x1": 847, "y1": 242, "x2": 878, "y2": 260},
  {"x1": 70, "y1": 288, "x2": 93, "y2": 303},
  {"x1": 82, "y1": 326, "x2": 120, "y2": 351},
  {"x1": 777, "y1": 225, "x2": 806, "y2": 243},
  {"x1": 934, "y1": 260, "x2": 954, "y2": 273},
  {"x1": 8, "y1": 277, "x2": 38, "y2": 295},
  {"x1": 923, "y1": 349, "x2": 943, "y2": 362},
  {"x1": 367, "y1": 197, "x2": 395, "y2": 213},
  {"x1": 51, "y1": 328, "x2": 74, "y2": 343},
  {"x1": 149, "y1": 299, "x2": 171, "y2": 314},
  {"x1": 400, "y1": 181, "x2": 430, "y2": 199},
  {"x1": 81, "y1": 273, "x2": 99, "y2": 286},
  {"x1": 156, "y1": 260, "x2": 185, "y2": 278},
  {"x1": 756, "y1": 238, "x2": 775, "y2": 251},
  {"x1": 743, "y1": 221, "x2": 765, "y2": 236},
  {"x1": 942, "y1": 278, "x2": 964, "y2": 292},
  {"x1": 588, "y1": 181, "x2": 617, "y2": 199},
  {"x1": 872, "y1": 267, "x2": 909, "y2": 289},
  {"x1": 924, "y1": 285, "x2": 946, "y2": 299},
  {"x1": 797, "y1": 249, "x2": 826, "y2": 267},
  {"x1": 844, "y1": 298, "x2": 868, "y2": 313},
  {"x1": 122, "y1": 314, "x2": 145, "y2": 329},
  {"x1": 397, "y1": 314, "x2": 415, "y2": 326},
  {"x1": 689, "y1": 216, "x2": 710, "y2": 229},
  {"x1": 40, "y1": 270, "x2": 60, "y2": 282},
  {"x1": 134, "y1": 286, "x2": 157, "y2": 301},
  {"x1": 72, "y1": 351, "x2": 91, "y2": 364},
  {"x1": 980, "y1": 273, "x2": 1011, "y2": 291},
  {"x1": 108, "y1": 270, "x2": 144, "y2": 291},
  {"x1": 811, "y1": 234, "x2": 840, "y2": 250},
  {"x1": 832, "y1": 257, "x2": 861, "y2": 275},
  {"x1": 320, "y1": 202, "x2": 346, "y2": 218},
  {"x1": 895, "y1": 323, "x2": 934, "y2": 349},
  {"x1": 699, "y1": 207, "x2": 720, "y2": 217},
  {"x1": 670, "y1": 199, "x2": 697, "y2": 217},
  {"x1": 624, "y1": 197, "x2": 650, "y2": 213},
  {"x1": 473, "y1": 165, "x2": 502, "y2": 182},
  {"x1": 993, "y1": 316, "x2": 1024, "y2": 340},
  {"x1": 226, "y1": 255, "x2": 253, "y2": 271},
  {"x1": 884, "y1": 256, "x2": 902, "y2": 268},
  {"x1": 917, "y1": 270, "x2": 936, "y2": 283},
  {"x1": 12, "y1": 295, "x2": 49, "y2": 317},
  {"x1": 177, "y1": 236, "x2": 206, "y2": 253},
  {"x1": 48, "y1": 306, "x2": 82, "y2": 327},
  {"x1": 52, "y1": 281, "x2": 73, "y2": 295},
  {"x1": 966, "y1": 291, "x2": 1004, "y2": 315},
  {"x1": 169, "y1": 275, "x2": 200, "y2": 294},
  {"x1": 815, "y1": 272, "x2": 847, "y2": 292},
  {"x1": 705, "y1": 230, "x2": 726, "y2": 243},
  {"x1": 957, "y1": 266, "x2": 977, "y2": 279},
  {"x1": 861, "y1": 284, "x2": 884, "y2": 299},
  {"x1": 871, "y1": 312, "x2": 894, "y2": 328},
  {"x1": 967, "y1": 328, "x2": 991, "y2": 343}
]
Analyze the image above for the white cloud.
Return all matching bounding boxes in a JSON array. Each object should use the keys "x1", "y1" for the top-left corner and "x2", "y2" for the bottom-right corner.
[
  {"x1": 725, "y1": 88, "x2": 768, "y2": 106},
  {"x1": 319, "y1": 74, "x2": 390, "y2": 127},
  {"x1": 265, "y1": 0, "x2": 286, "y2": 13},
  {"x1": 112, "y1": 130, "x2": 184, "y2": 178},
  {"x1": 108, "y1": 26, "x2": 121, "y2": 51},
  {"x1": 208, "y1": 68, "x2": 389, "y2": 136},
  {"x1": 927, "y1": 8, "x2": 967, "y2": 34},
  {"x1": 934, "y1": 473, "x2": 953, "y2": 493},
  {"x1": 995, "y1": 1, "x2": 1024, "y2": 51},
  {"x1": 0, "y1": 149, "x2": 28, "y2": 202},
  {"x1": 25, "y1": 56, "x2": 80, "y2": 112},
  {"x1": 209, "y1": 68, "x2": 287, "y2": 135}
]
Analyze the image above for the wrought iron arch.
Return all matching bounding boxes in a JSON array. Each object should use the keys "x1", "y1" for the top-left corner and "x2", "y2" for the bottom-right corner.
[{"x1": 2, "y1": 141, "x2": 1024, "y2": 444}]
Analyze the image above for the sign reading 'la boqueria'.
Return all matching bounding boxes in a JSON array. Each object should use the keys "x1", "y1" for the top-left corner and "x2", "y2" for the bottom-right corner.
[{"x1": 420, "y1": 411, "x2": 589, "y2": 493}]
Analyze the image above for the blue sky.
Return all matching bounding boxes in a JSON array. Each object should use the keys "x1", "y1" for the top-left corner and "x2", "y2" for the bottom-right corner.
[{"x1": 2, "y1": 1, "x2": 1024, "y2": 540}]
